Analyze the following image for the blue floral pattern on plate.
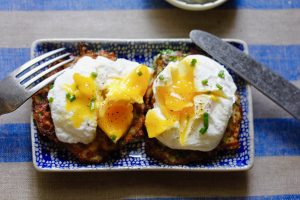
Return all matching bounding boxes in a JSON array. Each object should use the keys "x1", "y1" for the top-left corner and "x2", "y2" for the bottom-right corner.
[{"x1": 31, "y1": 39, "x2": 254, "y2": 171}]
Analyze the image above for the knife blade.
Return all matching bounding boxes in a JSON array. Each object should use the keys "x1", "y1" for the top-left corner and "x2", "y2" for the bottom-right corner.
[{"x1": 190, "y1": 30, "x2": 300, "y2": 121}]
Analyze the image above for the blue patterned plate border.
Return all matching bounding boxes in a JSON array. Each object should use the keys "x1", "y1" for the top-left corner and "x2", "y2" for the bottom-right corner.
[{"x1": 31, "y1": 39, "x2": 254, "y2": 172}]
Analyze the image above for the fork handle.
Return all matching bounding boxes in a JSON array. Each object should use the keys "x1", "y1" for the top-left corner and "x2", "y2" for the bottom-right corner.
[{"x1": 0, "y1": 76, "x2": 30, "y2": 115}]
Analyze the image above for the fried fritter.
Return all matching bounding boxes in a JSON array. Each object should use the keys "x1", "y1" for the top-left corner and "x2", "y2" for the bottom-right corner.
[
  {"x1": 144, "y1": 51, "x2": 243, "y2": 165},
  {"x1": 32, "y1": 46, "x2": 146, "y2": 163}
]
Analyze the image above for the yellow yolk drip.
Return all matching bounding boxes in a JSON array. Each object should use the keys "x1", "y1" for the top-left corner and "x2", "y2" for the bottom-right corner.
[
  {"x1": 98, "y1": 101, "x2": 133, "y2": 142},
  {"x1": 210, "y1": 94, "x2": 220, "y2": 102},
  {"x1": 65, "y1": 73, "x2": 97, "y2": 128},
  {"x1": 160, "y1": 61, "x2": 195, "y2": 112},
  {"x1": 73, "y1": 73, "x2": 96, "y2": 99},
  {"x1": 145, "y1": 110, "x2": 175, "y2": 138},
  {"x1": 146, "y1": 59, "x2": 197, "y2": 145},
  {"x1": 107, "y1": 65, "x2": 151, "y2": 104},
  {"x1": 98, "y1": 65, "x2": 151, "y2": 143}
]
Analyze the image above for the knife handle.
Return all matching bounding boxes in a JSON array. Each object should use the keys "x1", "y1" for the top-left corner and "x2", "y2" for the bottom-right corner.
[{"x1": 190, "y1": 30, "x2": 300, "y2": 121}]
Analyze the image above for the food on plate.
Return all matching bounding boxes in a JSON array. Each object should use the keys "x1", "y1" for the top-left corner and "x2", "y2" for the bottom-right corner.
[
  {"x1": 32, "y1": 46, "x2": 242, "y2": 165},
  {"x1": 32, "y1": 46, "x2": 152, "y2": 163},
  {"x1": 144, "y1": 50, "x2": 242, "y2": 164}
]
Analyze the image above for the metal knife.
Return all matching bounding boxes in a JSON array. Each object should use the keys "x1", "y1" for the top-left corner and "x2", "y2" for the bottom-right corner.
[{"x1": 190, "y1": 30, "x2": 300, "y2": 121}]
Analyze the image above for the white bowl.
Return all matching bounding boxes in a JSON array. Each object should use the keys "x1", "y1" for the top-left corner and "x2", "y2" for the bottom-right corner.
[{"x1": 165, "y1": 0, "x2": 228, "y2": 11}]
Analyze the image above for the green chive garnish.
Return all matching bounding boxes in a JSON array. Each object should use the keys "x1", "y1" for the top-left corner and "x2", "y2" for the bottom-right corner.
[
  {"x1": 159, "y1": 75, "x2": 164, "y2": 81},
  {"x1": 199, "y1": 127, "x2": 207, "y2": 135},
  {"x1": 166, "y1": 49, "x2": 173, "y2": 54},
  {"x1": 48, "y1": 97, "x2": 54, "y2": 103},
  {"x1": 160, "y1": 49, "x2": 173, "y2": 55},
  {"x1": 169, "y1": 56, "x2": 177, "y2": 61},
  {"x1": 38, "y1": 112, "x2": 43, "y2": 117},
  {"x1": 89, "y1": 98, "x2": 96, "y2": 111},
  {"x1": 66, "y1": 93, "x2": 71, "y2": 99},
  {"x1": 216, "y1": 83, "x2": 223, "y2": 90},
  {"x1": 203, "y1": 112, "x2": 209, "y2": 127},
  {"x1": 110, "y1": 135, "x2": 116, "y2": 142},
  {"x1": 191, "y1": 58, "x2": 197, "y2": 67},
  {"x1": 91, "y1": 72, "x2": 98, "y2": 78},
  {"x1": 218, "y1": 70, "x2": 225, "y2": 79},
  {"x1": 202, "y1": 79, "x2": 208, "y2": 85},
  {"x1": 66, "y1": 93, "x2": 76, "y2": 102},
  {"x1": 50, "y1": 84, "x2": 54, "y2": 89},
  {"x1": 199, "y1": 112, "x2": 209, "y2": 135},
  {"x1": 137, "y1": 71, "x2": 143, "y2": 76}
]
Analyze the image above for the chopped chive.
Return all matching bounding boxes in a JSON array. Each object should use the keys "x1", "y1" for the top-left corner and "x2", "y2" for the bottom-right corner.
[
  {"x1": 50, "y1": 84, "x2": 54, "y2": 89},
  {"x1": 160, "y1": 49, "x2": 173, "y2": 55},
  {"x1": 66, "y1": 93, "x2": 76, "y2": 102},
  {"x1": 199, "y1": 112, "x2": 209, "y2": 135},
  {"x1": 89, "y1": 98, "x2": 96, "y2": 111},
  {"x1": 48, "y1": 97, "x2": 54, "y2": 103},
  {"x1": 70, "y1": 96, "x2": 76, "y2": 102},
  {"x1": 203, "y1": 112, "x2": 209, "y2": 127},
  {"x1": 38, "y1": 112, "x2": 43, "y2": 117},
  {"x1": 169, "y1": 56, "x2": 177, "y2": 61},
  {"x1": 165, "y1": 49, "x2": 173, "y2": 54},
  {"x1": 202, "y1": 79, "x2": 208, "y2": 85},
  {"x1": 190, "y1": 58, "x2": 197, "y2": 67},
  {"x1": 91, "y1": 72, "x2": 98, "y2": 78},
  {"x1": 216, "y1": 83, "x2": 223, "y2": 90},
  {"x1": 137, "y1": 71, "x2": 143, "y2": 76},
  {"x1": 66, "y1": 93, "x2": 71, "y2": 99},
  {"x1": 200, "y1": 127, "x2": 207, "y2": 135},
  {"x1": 218, "y1": 70, "x2": 225, "y2": 79},
  {"x1": 110, "y1": 135, "x2": 116, "y2": 142},
  {"x1": 159, "y1": 75, "x2": 164, "y2": 81}
]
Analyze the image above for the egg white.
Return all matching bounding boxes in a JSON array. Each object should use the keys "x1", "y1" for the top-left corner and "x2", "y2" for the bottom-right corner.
[
  {"x1": 96, "y1": 58, "x2": 141, "y2": 90},
  {"x1": 48, "y1": 56, "x2": 152, "y2": 144},
  {"x1": 48, "y1": 56, "x2": 110, "y2": 144}
]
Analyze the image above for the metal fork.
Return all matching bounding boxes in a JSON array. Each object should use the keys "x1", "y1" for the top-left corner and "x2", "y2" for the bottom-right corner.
[{"x1": 0, "y1": 48, "x2": 74, "y2": 115}]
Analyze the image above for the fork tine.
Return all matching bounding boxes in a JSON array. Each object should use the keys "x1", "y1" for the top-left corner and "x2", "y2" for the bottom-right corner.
[
  {"x1": 18, "y1": 52, "x2": 71, "y2": 82},
  {"x1": 29, "y1": 69, "x2": 67, "y2": 94},
  {"x1": 24, "y1": 57, "x2": 74, "y2": 88},
  {"x1": 13, "y1": 48, "x2": 65, "y2": 77}
]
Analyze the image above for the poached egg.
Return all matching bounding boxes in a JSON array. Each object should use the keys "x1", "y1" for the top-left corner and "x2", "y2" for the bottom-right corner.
[
  {"x1": 145, "y1": 55, "x2": 237, "y2": 151},
  {"x1": 48, "y1": 56, "x2": 152, "y2": 144}
]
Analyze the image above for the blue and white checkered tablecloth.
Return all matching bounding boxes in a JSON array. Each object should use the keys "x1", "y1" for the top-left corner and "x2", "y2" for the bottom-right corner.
[{"x1": 0, "y1": 0, "x2": 299, "y2": 199}]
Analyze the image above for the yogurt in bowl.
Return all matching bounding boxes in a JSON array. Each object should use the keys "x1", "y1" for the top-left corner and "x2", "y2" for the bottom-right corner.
[
  {"x1": 165, "y1": 0, "x2": 228, "y2": 11},
  {"x1": 178, "y1": 0, "x2": 216, "y2": 4}
]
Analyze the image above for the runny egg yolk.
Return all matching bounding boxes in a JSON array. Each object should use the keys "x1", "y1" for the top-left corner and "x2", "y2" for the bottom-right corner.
[
  {"x1": 98, "y1": 64, "x2": 151, "y2": 143},
  {"x1": 98, "y1": 101, "x2": 133, "y2": 142},
  {"x1": 146, "y1": 109, "x2": 174, "y2": 138},
  {"x1": 65, "y1": 73, "x2": 97, "y2": 128},
  {"x1": 158, "y1": 60, "x2": 195, "y2": 112},
  {"x1": 146, "y1": 58, "x2": 215, "y2": 145},
  {"x1": 106, "y1": 65, "x2": 151, "y2": 104}
]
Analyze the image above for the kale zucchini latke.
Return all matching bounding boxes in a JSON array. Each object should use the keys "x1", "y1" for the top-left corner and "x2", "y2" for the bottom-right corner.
[
  {"x1": 144, "y1": 49, "x2": 242, "y2": 165},
  {"x1": 32, "y1": 46, "x2": 146, "y2": 163}
]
